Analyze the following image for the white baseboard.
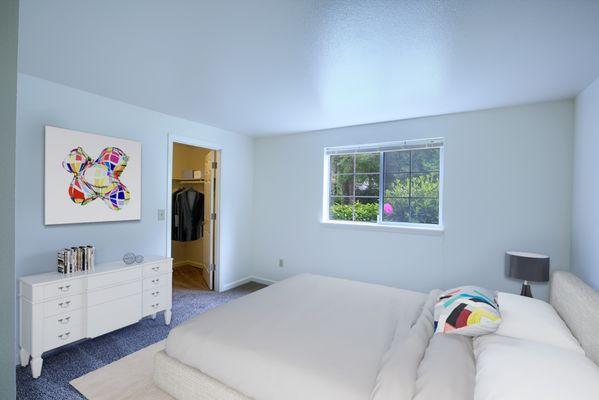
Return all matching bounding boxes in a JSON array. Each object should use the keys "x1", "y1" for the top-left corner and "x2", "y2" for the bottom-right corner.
[
  {"x1": 188, "y1": 260, "x2": 205, "y2": 269},
  {"x1": 173, "y1": 260, "x2": 205, "y2": 269},
  {"x1": 220, "y1": 275, "x2": 277, "y2": 291},
  {"x1": 220, "y1": 277, "x2": 252, "y2": 291},
  {"x1": 250, "y1": 276, "x2": 277, "y2": 286}
]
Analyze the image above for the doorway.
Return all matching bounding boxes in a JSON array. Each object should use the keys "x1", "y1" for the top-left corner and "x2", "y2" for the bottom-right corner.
[{"x1": 168, "y1": 140, "x2": 220, "y2": 291}]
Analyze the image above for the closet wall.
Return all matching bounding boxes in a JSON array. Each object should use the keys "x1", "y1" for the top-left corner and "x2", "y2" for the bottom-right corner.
[{"x1": 172, "y1": 143, "x2": 209, "y2": 268}]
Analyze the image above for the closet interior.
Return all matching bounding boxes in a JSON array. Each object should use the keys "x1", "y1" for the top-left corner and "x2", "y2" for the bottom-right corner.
[{"x1": 171, "y1": 142, "x2": 217, "y2": 291}]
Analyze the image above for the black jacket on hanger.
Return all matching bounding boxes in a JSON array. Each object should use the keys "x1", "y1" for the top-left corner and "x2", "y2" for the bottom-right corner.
[{"x1": 172, "y1": 188, "x2": 204, "y2": 241}]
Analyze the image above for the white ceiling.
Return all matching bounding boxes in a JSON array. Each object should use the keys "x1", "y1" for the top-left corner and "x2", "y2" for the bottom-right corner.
[{"x1": 18, "y1": 0, "x2": 599, "y2": 136}]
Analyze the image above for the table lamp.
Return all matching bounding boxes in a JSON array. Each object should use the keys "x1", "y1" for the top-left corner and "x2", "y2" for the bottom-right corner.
[{"x1": 505, "y1": 251, "x2": 549, "y2": 298}]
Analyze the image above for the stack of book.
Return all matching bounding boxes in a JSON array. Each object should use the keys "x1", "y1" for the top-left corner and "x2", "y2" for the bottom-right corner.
[{"x1": 57, "y1": 246, "x2": 95, "y2": 274}]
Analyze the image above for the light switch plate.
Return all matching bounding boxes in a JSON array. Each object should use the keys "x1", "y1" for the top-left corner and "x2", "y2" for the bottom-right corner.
[{"x1": 158, "y1": 209, "x2": 166, "y2": 221}]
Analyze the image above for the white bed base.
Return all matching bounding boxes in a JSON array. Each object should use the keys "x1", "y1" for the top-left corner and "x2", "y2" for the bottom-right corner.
[
  {"x1": 550, "y1": 271, "x2": 599, "y2": 365},
  {"x1": 154, "y1": 350, "x2": 250, "y2": 400},
  {"x1": 154, "y1": 271, "x2": 599, "y2": 399}
]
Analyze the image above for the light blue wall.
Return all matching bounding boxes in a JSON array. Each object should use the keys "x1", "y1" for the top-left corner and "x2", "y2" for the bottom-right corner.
[
  {"x1": 252, "y1": 101, "x2": 575, "y2": 300},
  {"x1": 1, "y1": 1, "x2": 19, "y2": 396},
  {"x1": 571, "y1": 76, "x2": 599, "y2": 290},
  {"x1": 15, "y1": 73, "x2": 254, "y2": 353}
]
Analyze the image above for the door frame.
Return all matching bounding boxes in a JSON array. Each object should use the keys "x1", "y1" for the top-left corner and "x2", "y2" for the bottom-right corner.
[{"x1": 166, "y1": 134, "x2": 222, "y2": 292}]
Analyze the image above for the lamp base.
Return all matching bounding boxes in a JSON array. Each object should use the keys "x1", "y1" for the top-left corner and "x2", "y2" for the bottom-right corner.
[{"x1": 520, "y1": 281, "x2": 533, "y2": 298}]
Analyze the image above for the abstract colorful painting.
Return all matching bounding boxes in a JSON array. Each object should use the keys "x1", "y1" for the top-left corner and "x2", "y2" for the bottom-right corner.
[
  {"x1": 45, "y1": 126, "x2": 141, "y2": 225},
  {"x1": 63, "y1": 147, "x2": 131, "y2": 210}
]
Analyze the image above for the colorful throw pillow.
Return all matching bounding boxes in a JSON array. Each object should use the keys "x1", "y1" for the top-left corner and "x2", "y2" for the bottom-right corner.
[{"x1": 434, "y1": 286, "x2": 501, "y2": 336}]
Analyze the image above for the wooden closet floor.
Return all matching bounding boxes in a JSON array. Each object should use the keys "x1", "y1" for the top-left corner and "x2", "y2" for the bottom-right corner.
[{"x1": 172, "y1": 265, "x2": 210, "y2": 290}]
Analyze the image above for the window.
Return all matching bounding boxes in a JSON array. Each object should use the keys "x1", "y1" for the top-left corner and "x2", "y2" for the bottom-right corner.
[{"x1": 323, "y1": 138, "x2": 443, "y2": 227}]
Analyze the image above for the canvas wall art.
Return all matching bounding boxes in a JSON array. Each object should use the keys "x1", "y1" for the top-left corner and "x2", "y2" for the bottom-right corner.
[{"x1": 45, "y1": 126, "x2": 142, "y2": 225}]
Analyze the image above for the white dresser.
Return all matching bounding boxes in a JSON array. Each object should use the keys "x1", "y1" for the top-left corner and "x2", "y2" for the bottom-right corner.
[{"x1": 19, "y1": 256, "x2": 172, "y2": 378}]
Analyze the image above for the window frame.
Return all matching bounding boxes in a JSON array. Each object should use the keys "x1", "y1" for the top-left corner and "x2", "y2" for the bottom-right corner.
[{"x1": 322, "y1": 138, "x2": 444, "y2": 230}]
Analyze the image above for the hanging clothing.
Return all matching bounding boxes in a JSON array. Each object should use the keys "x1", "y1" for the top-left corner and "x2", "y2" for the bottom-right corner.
[{"x1": 172, "y1": 188, "x2": 204, "y2": 241}]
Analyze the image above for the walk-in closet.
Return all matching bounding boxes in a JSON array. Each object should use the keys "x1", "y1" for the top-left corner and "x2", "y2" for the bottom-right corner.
[{"x1": 170, "y1": 142, "x2": 218, "y2": 291}]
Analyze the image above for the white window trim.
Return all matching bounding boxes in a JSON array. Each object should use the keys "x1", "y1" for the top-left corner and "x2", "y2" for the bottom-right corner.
[
  {"x1": 320, "y1": 220, "x2": 444, "y2": 234},
  {"x1": 322, "y1": 138, "x2": 444, "y2": 231}
]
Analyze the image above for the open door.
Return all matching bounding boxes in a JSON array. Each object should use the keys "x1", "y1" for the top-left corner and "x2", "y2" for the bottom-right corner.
[
  {"x1": 202, "y1": 151, "x2": 217, "y2": 290},
  {"x1": 170, "y1": 139, "x2": 220, "y2": 292}
]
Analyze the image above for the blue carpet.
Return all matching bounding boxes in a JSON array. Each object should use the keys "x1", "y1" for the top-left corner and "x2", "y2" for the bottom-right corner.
[{"x1": 16, "y1": 283, "x2": 265, "y2": 400}]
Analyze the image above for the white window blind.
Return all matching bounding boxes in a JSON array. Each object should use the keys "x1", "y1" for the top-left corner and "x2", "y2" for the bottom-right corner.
[{"x1": 324, "y1": 138, "x2": 444, "y2": 155}]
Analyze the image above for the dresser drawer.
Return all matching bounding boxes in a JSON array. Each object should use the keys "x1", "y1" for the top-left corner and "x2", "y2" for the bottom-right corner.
[
  {"x1": 87, "y1": 281, "x2": 142, "y2": 307},
  {"x1": 87, "y1": 294, "x2": 142, "y2": 338},
  {"x1": 43, "y1": 279, "x2": 83, "y2": 299},
  {"x1": 142, "y1": 288, "x2": 171, "y2": 316},
  {"x1": 142, "y1": 262, "x2": 172, "y2": 278},
  {"x1": 87, "y1": 267, "x2": 141, "y2": 290},
  {"x1": 43, "y1": 310, "x2": 83, "y2": 351},
  {"x1": 43, "y1": 294, "x2": 83, "y2": 317},
  {"x1": 142, "y1": 275, "x2": 171, "y2": 291}
]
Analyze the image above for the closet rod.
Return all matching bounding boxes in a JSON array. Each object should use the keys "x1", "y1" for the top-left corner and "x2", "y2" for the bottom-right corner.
[{"x1": 172, "y1": 178, "x2": 206, "y2": 183}]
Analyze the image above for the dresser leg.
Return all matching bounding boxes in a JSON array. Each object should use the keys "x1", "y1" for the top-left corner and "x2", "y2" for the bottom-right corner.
[
  {"x1": 19, "y1": 347, "x2": 30, "y2": 367},
  {"x1": 31, "y1": 356, "x2": 43, "y2": 378},
  {"x1": 151, "y1": 313, "x2": 157, "y2": 320},
  {"x1": 165, "y1": 309, "x2": 172, "y2": 325}
]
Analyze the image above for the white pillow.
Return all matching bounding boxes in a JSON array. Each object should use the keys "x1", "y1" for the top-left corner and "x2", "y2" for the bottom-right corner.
[
  {"x1": 474, "y1": 334, "x2": 599, "y2": 400},
  {"x1": 414, "y1": 334, "x2": 475, "y2": 400},
  {"x1": 371, "y1": 290, "x2": 439, "y2": 400},
  {"x1": 495, "y1": 291, "x2": 584, "y2": 354}
]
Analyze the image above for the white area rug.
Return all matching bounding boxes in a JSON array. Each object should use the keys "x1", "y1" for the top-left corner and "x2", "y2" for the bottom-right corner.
[{"x1": 70, "y1": 340, "x2": 173, "y2": 400}]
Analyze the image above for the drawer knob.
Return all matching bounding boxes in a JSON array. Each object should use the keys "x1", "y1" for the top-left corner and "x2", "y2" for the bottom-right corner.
[
  {"x1": 58, "y1": 332, "x2": 71, "y2": 340},
  {"x1": 152, "y1": 278, "x2": 160, "y2": 284},
  {"x1": 58, "y1": 316, "x2": 71, "y2": 325},
  {"x1": 58, "y1": 284, "x2": 71, "y2": 292},
  {"x1": 151, "y1": 303, "x2": 160, "y2": 309},
  {"x1": 152, "y1": 291, "x2": 160, "y2": 297},
  {"x1": 152, "y1": 266, "x2": 160, "y2": 272},
  {"x1": 58, "y1": 301, "x2": 71, "y2": 308}
]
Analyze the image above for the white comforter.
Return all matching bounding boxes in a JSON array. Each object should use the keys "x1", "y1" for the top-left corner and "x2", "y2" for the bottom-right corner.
[{"x1": 166, "y1": 274, "x2": 427, "y2": 400}]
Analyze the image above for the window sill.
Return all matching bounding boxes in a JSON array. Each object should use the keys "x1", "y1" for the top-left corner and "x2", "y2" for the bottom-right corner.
[{"x1": 320, "y1": 220, "x2": 444, "y2": 235}]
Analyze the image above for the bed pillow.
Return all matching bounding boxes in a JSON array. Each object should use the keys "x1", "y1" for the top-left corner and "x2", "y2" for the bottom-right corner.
[
  {"x1": 371, "y1": 290, "x2": 440, "y2": 400},
  {"x1": 495, "y1": 291, "x2": 584, "y2": 354},
  {"x1": 434, "y1": 286, "x2": 501, "y2": 336},
  {"x1": 413, "y1": 334, "x2": 475, "y2": 400},
  {"x1": 474, "y1": 334, "x2": 599, "y2": 400}
]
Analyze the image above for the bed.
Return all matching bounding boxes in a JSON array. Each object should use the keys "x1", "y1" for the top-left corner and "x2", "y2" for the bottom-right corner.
[{"x1": 153, "y1": 272, "x2": 599, "y2": 400}]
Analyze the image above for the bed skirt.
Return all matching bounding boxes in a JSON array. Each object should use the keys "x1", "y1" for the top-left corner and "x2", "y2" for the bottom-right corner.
[{"x1": 153, "y1": 350, "x2": 251, "y2": 400}]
